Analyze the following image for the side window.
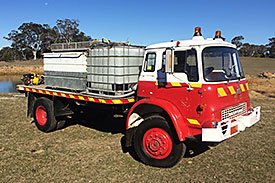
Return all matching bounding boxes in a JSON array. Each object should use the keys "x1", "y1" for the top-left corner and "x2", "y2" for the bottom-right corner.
[
  {"x1": 144, "y1": 53, "x2": 156, "y2": 72},
  {"x1": 174, "y1": 51, "x2": 186, "y2": 72},
  {"x1": 174, "y1": 50, "x2": 198, "y2": 82}
]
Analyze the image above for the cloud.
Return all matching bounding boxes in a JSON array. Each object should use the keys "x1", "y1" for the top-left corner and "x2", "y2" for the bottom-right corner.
[{"x1": 44, "y1": 2, "x2": 48, "y2": 6}]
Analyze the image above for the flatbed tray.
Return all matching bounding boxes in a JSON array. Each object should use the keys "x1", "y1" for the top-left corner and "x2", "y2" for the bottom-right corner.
[{"x1": 16, "y1": 85, "x2": 135, "y2": 105}]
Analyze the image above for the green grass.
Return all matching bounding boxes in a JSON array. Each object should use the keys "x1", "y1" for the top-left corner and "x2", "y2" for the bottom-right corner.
[{"x1": 0, "y1": 94, "x2": 274, "y2": 183}]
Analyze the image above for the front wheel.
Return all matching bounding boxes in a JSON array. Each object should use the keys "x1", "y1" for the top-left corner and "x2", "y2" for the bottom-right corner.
[
  {"x1": 133, "y1": 115, "x2": 185, "y2": 168},
  {"x1": 33, "y1": 97, "x2": 57, "y2": 132}
]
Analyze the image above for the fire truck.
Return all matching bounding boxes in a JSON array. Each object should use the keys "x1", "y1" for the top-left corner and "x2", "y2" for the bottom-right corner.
[{"x1": 17, "y1": 27, "x2": 261, "y2": 167}]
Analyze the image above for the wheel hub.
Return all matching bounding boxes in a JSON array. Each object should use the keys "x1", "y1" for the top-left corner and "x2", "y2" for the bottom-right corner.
[
  {"x1": 143, "y1": 128, "x2": 172, "y2": 159},
  {"x1": 36, "y1": 105, "x2": 47, "y2": 126}
]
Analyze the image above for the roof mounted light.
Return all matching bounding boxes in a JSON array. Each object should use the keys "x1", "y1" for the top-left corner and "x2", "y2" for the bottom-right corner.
[
  {"x1": 214, "y1": 30, "x2": 225, "y2": 40},
  {"x1": 215, "y1": 31, "x2": 221, "y2": 38},
  {"x1": 193, "y1": 27, "x2": 202, "y2": 36}
]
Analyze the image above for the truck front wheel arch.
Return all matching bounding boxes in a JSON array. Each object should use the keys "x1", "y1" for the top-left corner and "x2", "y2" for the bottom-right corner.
[{"x1": 127, "y1": 99, "x2": 189, "y2": 142}]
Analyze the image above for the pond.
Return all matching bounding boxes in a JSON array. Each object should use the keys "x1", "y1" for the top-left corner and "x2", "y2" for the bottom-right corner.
[{"x1": 0, "y1": 75, "x2": 22, "y2": 93}]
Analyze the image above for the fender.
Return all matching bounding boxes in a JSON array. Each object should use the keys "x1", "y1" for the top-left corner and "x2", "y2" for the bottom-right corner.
[{"x1": 127, "y1": 97, "x2": 190, "y2": 141}]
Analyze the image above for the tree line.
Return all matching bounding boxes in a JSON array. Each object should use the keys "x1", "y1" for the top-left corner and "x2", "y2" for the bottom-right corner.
[
  {"x1": 0, "y1": 19, "x2": 91, "y2": 61},
  {"x1": 1, "y1": 20, "x2": 275, "y2": 61},
  {"x1": 231, "y1": 36, "x2": 275, "y2": 58}
]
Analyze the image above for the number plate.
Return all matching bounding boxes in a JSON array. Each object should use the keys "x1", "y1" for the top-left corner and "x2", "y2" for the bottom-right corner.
[{"x1": 230, "y1": 125, "x2": 238, "y2": 135}]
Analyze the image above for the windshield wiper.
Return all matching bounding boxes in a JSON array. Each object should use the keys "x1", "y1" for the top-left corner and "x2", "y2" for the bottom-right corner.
[
  {"x1": 237, "y1": 76, "x2": 241, "y2": 83},
  {"x1": 224, "y1": 75, "x2": 230, "y2": 85}
]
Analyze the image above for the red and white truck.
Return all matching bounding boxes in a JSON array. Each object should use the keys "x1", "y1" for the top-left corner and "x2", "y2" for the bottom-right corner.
[{"x1": 17, "y1": 27, "x2": 261, "y2": 167}]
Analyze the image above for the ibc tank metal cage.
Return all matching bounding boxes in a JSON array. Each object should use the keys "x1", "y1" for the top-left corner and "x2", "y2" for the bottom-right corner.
[
  {"x1": 51, "y1": 41, "x2": 91, "y2": 52},
  {"x1": 50, "y1": 39, "x2": 132, "y2": 52},
  {"x1": 86, "y1": 44, "x2": 145, "y2": 98}
]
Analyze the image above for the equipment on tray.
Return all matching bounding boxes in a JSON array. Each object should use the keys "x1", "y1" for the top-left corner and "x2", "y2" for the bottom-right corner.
[{"x1": 21, "y1": 73, "x2": 44, "y2": 85}]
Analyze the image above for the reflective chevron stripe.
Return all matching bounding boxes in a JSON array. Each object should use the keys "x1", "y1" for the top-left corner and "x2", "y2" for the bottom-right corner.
[
  {"x1": 218, "y1": 82, "x2": 249, "y2": 97},
  {"x1": 187, "y1": 118, "x2": 200, "y2": 125},
  {"x1": 245, "y1": 83, "x2": 249, "y2": 90},
  {"x1": 228, "y1": 86, "x2": 236, "y2": 94},
  {"x1": 22, "y1": 87, "x2": 135, "y2": 105},
  {"x1": 217, "y1": 88, "x2": 227, "y2": 97},
  {"x1": 155, "y1": 82, "x2": 203, "y2": 88},
  {"x1": 240, "y1": 84, "x2": 245, "y2": 92}
]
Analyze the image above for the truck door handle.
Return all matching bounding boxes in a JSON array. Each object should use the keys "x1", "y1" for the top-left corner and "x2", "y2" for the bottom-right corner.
[{"x1": 187, "y1": 87, "x2": 194, "y2": 91}]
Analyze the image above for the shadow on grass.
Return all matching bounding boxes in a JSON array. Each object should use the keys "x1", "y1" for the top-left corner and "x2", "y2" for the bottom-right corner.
[
  {"x1": 60, "y1": 110, "x2": 126, "y2": 135},
  {"x1": 183, "y1": 137, "x2": 216, "y2": 158},
  {"x1": 58, "y1": 110, "x2": 215, "y2": 163},
  {"x1": 56, "y1": 110, "x2": 143, "y2": 163}
]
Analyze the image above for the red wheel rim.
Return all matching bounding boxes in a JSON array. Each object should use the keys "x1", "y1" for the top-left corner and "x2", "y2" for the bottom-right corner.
[
  {"x1": 36, "y1": 105, "x2": 47, "y2": 126},
  {"x1": 142, "y1": 128, "x2": 172, "y2": 159}
]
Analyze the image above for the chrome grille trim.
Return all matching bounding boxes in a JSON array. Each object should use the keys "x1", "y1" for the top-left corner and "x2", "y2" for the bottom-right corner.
[{"x1": 221, "y1": 102, "x2": 247, "y2": 120}]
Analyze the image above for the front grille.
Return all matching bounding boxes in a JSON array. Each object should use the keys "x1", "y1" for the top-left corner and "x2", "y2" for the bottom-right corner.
[{"x1": 221, "y1": 102, "x2": 247, "y2": 120}]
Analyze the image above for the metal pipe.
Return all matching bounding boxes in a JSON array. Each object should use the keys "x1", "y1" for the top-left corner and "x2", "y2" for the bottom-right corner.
[{"x1": 82, "y1": 90, "x2": 136, "y2": 99}]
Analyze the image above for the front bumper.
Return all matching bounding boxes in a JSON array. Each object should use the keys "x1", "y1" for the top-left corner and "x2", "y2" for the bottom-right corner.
[{"x1": 202, "y1": 106, "x2": 261, "y2": 142}]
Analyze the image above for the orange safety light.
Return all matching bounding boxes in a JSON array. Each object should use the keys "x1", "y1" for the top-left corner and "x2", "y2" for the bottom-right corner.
[
  {"x1": 215, "y1": 31, "x2": 221, "y2": 38},
  {"x1": 214, "y1": 30, "x2": 225, "y2": 40},
  {"x1": 194, "y1": 27, "x2": 202, "y2": 36},
  {"x1": 176, "y1": 41, "x2": 180, "y2": 47}
]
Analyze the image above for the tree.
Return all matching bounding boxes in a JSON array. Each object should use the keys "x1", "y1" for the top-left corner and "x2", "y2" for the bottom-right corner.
[
  {"x1": 0, "y1": 47, "x2": 23, "y2": 61},
  {"x1": 267, "y1": 37, "x2": 275, "y2": 58},
  {"x1": 231, "y1": 36, "x2": 244, "y2": 49},
  {"x1": 4, "y1": 22, "x2": 55, "y2": 60},
  {"x1": 238, "y1": 43, "x2": 267, "y2": 57},
  {"x1": 53, "y1": 19, "x2": 91, "y2": 44}
]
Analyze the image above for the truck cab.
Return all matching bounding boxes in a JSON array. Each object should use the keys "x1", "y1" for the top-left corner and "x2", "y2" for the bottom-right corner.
[{"x1": 126, "y1": 27, "x2": 260, "y2": 167}]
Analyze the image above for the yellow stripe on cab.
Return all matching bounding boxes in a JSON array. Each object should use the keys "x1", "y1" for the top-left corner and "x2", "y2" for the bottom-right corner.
[
  {"x1": 240, "y1": 84, "x2": 245, "y2": 92},
  {"x1": 171, "y1": 82, "x2": 181, "y2": 87},
  {"x1": 228, "y1": 86, "x2": 236, "y2": 94},
  {"x1": 187, "y1": 118, "x2": 200, "y2": 125},
  {"x1": 217, "y1": 88, "x2": 227, "y2": 97}
]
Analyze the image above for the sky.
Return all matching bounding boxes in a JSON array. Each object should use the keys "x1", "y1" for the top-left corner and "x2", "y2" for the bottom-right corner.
[{"x1": 0, "y1": 0, "x2": 274, "y2": 48}]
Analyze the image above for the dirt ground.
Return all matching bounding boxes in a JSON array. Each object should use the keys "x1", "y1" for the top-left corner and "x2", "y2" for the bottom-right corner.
[
  {"x1": 240, "y1": 57, "x2": 275, "y2": 99},
  {"x1": 246, "y1": 76, "x2": 275, "y2": 99}
]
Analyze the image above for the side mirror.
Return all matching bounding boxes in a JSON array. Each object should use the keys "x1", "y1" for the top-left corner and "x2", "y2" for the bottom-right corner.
[{"x1": 165, "y1": 49, "x2": 174, "y2": 73}]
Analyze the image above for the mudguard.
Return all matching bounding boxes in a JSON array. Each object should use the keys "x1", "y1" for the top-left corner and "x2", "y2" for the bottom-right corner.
[{"x1": 126, "y1": 98, "x2": 190, "y2": 141}]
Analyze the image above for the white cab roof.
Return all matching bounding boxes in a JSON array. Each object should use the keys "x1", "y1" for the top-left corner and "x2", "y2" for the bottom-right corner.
[{"x1": 146, "y1": 36, "x2": 236, "y2": 49}]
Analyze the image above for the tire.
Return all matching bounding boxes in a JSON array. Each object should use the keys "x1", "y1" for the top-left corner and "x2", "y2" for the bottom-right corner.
[
  {"x1": 133, "y1": 115, "x2": 185, "y2": 168},
  {"x1": 33, "y1": 97, "x2": 57, "y2": 132}
]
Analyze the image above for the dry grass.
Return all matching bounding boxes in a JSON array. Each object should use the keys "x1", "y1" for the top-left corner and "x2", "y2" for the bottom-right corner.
[
  {"x1": 0, "y1": 56, "x2": 274, "y2": 76},
  {"x1": 0, "y1": 60, "x2": 43, "y2": 75},
  {"x1": 0, "y1": 57, "x2": 275, "y2": 182},
  {"x1": 240, "y1": 57, "x2": 275, "y2": 76},
  {"x1": 0, "y1": 59, "x2": 43, "y2": 66},
  {"x1": 240, "y1": 57, "x2": 275, "y2": 99},
  {"x1": 0, "y1": 94, "x2": 274, "y2": 183}
]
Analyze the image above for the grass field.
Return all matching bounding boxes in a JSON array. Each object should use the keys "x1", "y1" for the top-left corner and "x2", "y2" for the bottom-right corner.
[
  {"x1": 0, "y1": 59, "x2": 43, "y2": 75},
  {"x1": 0, "y1": 57, "x2": 275, "y2": 182},
  {"x1": 240, "y1": 57, "x2": 275, "y2": 76},
  {"x1": 0, "y1": 95, "x2": 274, "y2": 183},
  {"x1": 0, "y1": 56, "x2": 274, "y2": 76}
]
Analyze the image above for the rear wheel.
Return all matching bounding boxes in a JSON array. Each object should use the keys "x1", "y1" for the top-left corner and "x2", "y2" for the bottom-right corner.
[
  {"x1": 33, "y1": 97, "x2": 57, "y2": 132},
  {"x1": 133, "y1": 115, "x2": 185, "y2": 168}
]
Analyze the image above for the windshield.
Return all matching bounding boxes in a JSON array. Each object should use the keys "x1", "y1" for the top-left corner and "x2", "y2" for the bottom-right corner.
[{"x1": 202, "y1": 47, "x2": 245, "y2": 82}]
